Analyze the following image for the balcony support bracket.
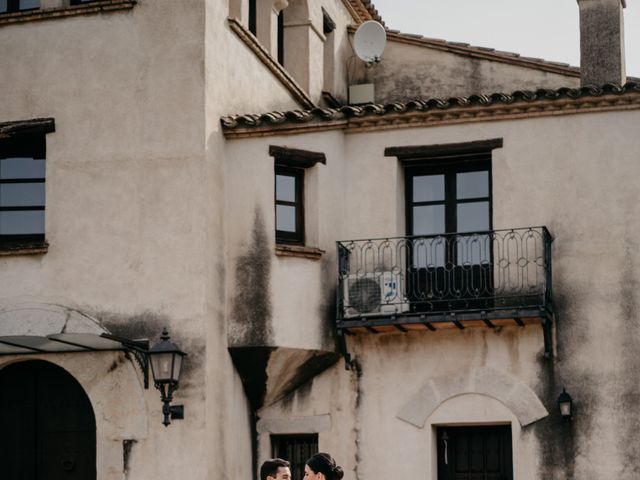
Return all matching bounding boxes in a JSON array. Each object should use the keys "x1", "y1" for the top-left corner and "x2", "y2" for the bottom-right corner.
[
  {"x1": 337, "y1": 329, "x2": 353, "y2": 370},
  {"x1": 451, "y1": 314, "x2": 464, "y2": 330},
  {"x1": 542, "y1": 315, "x2": 553, "y2": 359},
  {"x1": 481, "y1": 311, "x2": 495, "y2": 328}
]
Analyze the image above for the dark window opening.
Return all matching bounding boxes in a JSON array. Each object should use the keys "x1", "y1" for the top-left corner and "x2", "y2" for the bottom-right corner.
[
  {"x1": 277, "y1": 10, "x2": 284, "y2": 66},
  {"x1": 70, "y1": 0, "x2": 100, "y2": 5},
  {"x1": 322, "y1": 8, "x2": 335, "y2": 34},
  {"x1": 275, "y1": 165, "x2": 304, "y2": 244},
  {"x1": 406, "y1": 155, "x2": 492, "y2": 240},
  {"x1": 271, "y1": 146, "x2": 325, "y2": 247},
  {"x1": 272, "y1": 434, "x2": 318, "y2": 480},
  {"x1": 405, "y1": 153, "x2": 492, "y2": 311},
  {"x1": 0, "y1": 134, "x2": 46, "y2": 248},
  {"x1": 248, "y1": 0, "x2": 256, "y2": 35},
  {"x1": 0, "y1": 0, "x2": 40, "y2": 13},
  {"x1": 437, "y1": 425, "x2": 512, "y2": 480}
]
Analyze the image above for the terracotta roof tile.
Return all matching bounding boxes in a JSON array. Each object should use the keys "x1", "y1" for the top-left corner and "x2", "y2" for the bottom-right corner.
[
  {"x1": 347, "y1": 0, "x2": 384, "y2": 25},
  {"x1": 221, "y1": 82, "x2": 640, "y2": 131}
]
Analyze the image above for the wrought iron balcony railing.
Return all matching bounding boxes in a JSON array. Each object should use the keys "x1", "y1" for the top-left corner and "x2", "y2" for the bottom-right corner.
[{"x1": 336, "y1": 227, "x2": 553, "y2": 323}]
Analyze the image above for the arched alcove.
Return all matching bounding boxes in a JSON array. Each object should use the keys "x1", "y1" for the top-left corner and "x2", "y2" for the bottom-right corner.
[
  {"x1": 0, "y1": 360, "x2": 96, "y2": 479},
  {"x1": 397, "y1": 367, "x2": 548, "y2": 428}
]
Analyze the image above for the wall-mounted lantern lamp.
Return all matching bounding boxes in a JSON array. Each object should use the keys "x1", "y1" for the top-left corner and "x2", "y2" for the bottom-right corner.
[
  {"x1": 148, "y1": 328, "x2": 187, "y2": 427},
  {"x1": 557, "y1": 388, "x2": 573, "y2": 421}
]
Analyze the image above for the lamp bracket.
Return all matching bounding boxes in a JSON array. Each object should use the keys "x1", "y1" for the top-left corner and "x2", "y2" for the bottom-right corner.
[
  {"x1": 100, "y1": 333, "x2": 150, "y2": 389},
  {"x1": 541, "y1": 314, "x2": 553, "y2": 359},
  {"x1": 170, "y1": 405, "x2": 184, "y2": 420}
]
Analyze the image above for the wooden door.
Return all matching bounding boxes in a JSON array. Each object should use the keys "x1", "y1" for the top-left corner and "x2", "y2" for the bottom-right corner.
[
  {"x1": 437, "y1": 426, "x2": 513, "y2": 480},
  {"x1": 0, "y1": 360, "x2": 96, "y2": 480}
]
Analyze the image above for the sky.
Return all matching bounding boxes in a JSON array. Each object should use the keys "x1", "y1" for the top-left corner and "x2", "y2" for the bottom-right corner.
[{"x1": 372, "y1": 0, "x2": 640, "y2": 78}]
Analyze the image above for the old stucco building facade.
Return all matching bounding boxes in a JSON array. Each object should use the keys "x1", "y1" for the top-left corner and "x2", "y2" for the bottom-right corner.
[{"x1": 0, "y1": 0, "x2": 638, "y2": 479}]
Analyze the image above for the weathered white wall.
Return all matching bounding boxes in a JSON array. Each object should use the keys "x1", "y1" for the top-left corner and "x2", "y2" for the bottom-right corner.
[
  {"x1": 351, "y1": 329, "x2": 545, "y2": 480},
  {"x1": 229, "y1": 107, "x2": 640, "y2": 479},
  {"x1": 203, "y1": 0, "x2": 315, "y2": 475},
  {"x1": 3, "y1": 0, "x2": 638, "y2": 478},
  {"x1": 280, "y1": 0, "x2": 359, "y2": 104},
  {"x1": 224, "y1": 131, "x2": 347, "y2": 351},
  {"x1": 0, "y1": 352, "x2": 149, "y2": 480},
  {"x1": 257, "y1": 364, "x2": 358, "y2": 479},
  {"x1": 0, "y1": 1, "x2": 212, "y2": 477},
  {"x1": 0, "y1": 0, "x2": 328, "y2": 478},
  {"x1": 351, "y1": 39, "x2": 581, "y2": 103}
]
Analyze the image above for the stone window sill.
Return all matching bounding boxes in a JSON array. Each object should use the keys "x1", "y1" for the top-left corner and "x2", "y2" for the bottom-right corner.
[
  {"x1": 0, "y1": 1, "x2": 136, "y2": 26},
  {"x1": 275, "y1": 244, "x2": 325, "y2": 260},
  {"x1": 0, "y1": 241, "x2": 49, "y2": 256}
]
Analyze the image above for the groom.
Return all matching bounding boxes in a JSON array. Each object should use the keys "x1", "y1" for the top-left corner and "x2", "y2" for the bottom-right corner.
[{"x1": 260, "y1": 458, "x2": 291, "y2": 480}]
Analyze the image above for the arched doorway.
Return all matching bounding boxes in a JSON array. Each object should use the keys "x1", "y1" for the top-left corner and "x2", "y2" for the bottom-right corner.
[{"x1": 0, "y1": 360, "x2": 96, "y2": 479}]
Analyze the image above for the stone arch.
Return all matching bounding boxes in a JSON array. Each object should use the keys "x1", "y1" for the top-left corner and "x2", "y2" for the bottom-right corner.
[
  {"x1": 0, "y1": 302, "x2": 148, "y2": 439},
  {"x1": 0, "y1": 302, "x2": 106, "y2": 336},
  {"x1": 397, "y1": 367, "x2": 548, "y2": 428}
]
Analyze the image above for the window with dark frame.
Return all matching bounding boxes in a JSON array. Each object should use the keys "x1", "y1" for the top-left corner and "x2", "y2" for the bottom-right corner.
[
  {"x1": 0, "y1": 134, "x2": 46, "y2": 248},
  {"x1": 0, "y1": 0, "x2": 40, "y2": 13},
  {"x1": 385, "y1": 140, "x2": 501, "y2": 313},
  {"x1": 405, "y1": 155, "x2": 492, "y2": 266},
  {"x1": 270, "y1": 145, "x2": 325, "y2": 247},
  {"x1": 437, "y1": 425, "x2": 513, "y2": 480},
  {"x1": 275, "y1": 165, "x2": 304, "y2": 245},
  {"x1": 404, "y1": 156, "x2": 492, "y2": 310},
  {"x1": 271, "y1": 434, "x2": 318, "y2": 480}
]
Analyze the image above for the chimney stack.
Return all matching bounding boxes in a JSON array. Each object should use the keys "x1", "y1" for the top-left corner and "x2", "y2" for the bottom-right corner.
[{"x1": 577, "y1": 0, "x2": 626, "y2": 86}]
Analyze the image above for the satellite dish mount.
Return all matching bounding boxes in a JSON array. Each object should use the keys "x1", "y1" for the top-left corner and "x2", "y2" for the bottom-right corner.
[{"x1": 353, "y1": 20, "x2": 387, "y2": 66}]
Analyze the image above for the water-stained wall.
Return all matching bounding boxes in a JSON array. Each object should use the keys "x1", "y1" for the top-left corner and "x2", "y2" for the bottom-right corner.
[
  {"x1": 351, "y1": 38, "x2": 581, "y2": 103},
  {"x1": 0, "y1": 0, "x2": 359, "y2": 478},
  {"x1": 228, "y1": 106, "x2": 640, "y2": 479}
]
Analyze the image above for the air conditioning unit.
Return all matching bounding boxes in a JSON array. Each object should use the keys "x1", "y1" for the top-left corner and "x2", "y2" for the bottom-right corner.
[{"x1": 343, "y1": 271, "x2": 409, "y2": 318}]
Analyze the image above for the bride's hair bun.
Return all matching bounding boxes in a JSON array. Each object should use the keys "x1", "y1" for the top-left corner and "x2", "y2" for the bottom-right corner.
[{"x1": 306, "y1": 453, "x2": 344, "y2": 480}]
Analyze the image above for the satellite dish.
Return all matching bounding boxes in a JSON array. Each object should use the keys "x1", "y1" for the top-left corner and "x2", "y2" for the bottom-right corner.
[{"x1": 353, "y1": 20, "x2": 387, "y2": 64}]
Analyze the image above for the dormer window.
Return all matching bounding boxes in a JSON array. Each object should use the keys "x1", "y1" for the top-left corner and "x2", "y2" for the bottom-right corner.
[{"x1": 0, "y1": 0, "x2": 39, "y2": 13}]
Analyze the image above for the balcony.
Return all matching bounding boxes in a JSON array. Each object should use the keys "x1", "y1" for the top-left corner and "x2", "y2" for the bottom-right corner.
[{"x1": 336, "y1": 227, "x2": 554, "y2": 357}]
